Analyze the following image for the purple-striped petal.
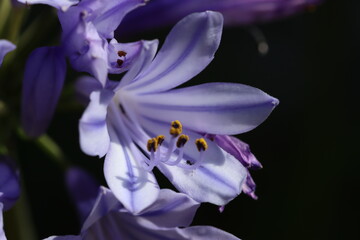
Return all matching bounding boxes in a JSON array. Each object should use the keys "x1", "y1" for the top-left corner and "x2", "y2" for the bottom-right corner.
[
  {"x1": 104, "y1": 131, "x2": 159, "y2": 214},
  {"x1": 116, "y1": 39, "x2": 158, "y2": 90},
  {"x1": 0, "y1": 40, "x2": 15, "y2": 67},
  {"x1": 0, "y1": 157, "x2": 20, "y2": 211},
  {"x1": 135, "y1": 82, "x2": 278, "y2": 135},
  {"x1": 79, "y1": 90, "x2": 114, "y2": 157},
  {"x1": 21, "y1": 46, "x2": 66, "y2": 137},
  {"x1": 124, "y1": 11, "x2": 223, "y2": 94},
  {"x1": 211, "y1": 135, "x2": 262, "y2": 169},
  {"x1": 66, "y1": 168, "x2": 100, "y2": 223},
  {"x1": 139, "y1": 118, "x2": 248, "y2": 206},
  {"x1": 0, "y1": 204, "x2": 5, "y2": 240},
  {"x1": 90, "y1": 0, "x2": 147, "y2": 39},
  {"x1": 16, "y1": 0, "x2": 79, "y2": 11},
  {"x1": 140, "y1": 189, "x2": 199, "y2": 228}
]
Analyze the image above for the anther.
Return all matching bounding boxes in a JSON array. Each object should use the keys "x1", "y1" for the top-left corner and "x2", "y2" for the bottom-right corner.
[
  {"x1": 117, "y1": 50, "x2": 127, "y2": 57},
  {"x1": 170, "y1": 120, "x2": 182, "y2": 137},
  {"x1": 176, "y1": 134, "x2": 189, "y2": 148},
  {"x1": 147, "y1": 138, "x2": 157, "y2": 152},
  {"x1": 195, "y1": 138, "x2": 208, "y2": 152},
  {"x1": 156, "y1": 135, "x2": 165, "y2": 146},
  {"x1": 117, "y1": 59, "x2": 124, "y2": 67}
]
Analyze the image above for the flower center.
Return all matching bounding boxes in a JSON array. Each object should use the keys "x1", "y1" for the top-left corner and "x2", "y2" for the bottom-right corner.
[
  {"x1": 144, "y1": 120, "x2": 208, "y2": 171},
  {"x1": 116, "y1": 50, "x2": 127, "y2": 68}
]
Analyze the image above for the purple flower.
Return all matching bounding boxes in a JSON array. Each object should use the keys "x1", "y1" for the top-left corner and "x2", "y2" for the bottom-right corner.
[
  {"x1": 20, "y1": 0, "x2": 146, "y2": 136},
  {"x1": 78, "y1": 11, "x2": 278, "y2": 213},
  {"x1": 44, "y1": 187, "x2": 241, "y2": 240},
  {"x1": 21, "y1": 46, "x2": 67, "y2": 137},
  {"x1": 119, "y1": 0, "x2": 324, "y2": 36},
  {"x1": 0, "y1": 156, "x2": 21, "y2": 240},
  {"x1": 0, "y1": 40, "x2": 15, "y2": 67}
]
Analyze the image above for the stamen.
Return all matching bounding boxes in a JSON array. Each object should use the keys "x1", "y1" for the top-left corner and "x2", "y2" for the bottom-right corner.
[
  {"x1": 117, "y1": 50, "x2": 127, "y2": 57},
  {"x1": 195, "y1": 138, "x2": 208, "y2": 152},
  {"x1": 176, "y1": 134, "x2": 189, "y2": 148},
  {"x1": 156, "y1": 135, "x2": 165, "y2": 146},
  {"x1": 117, "y1": 59, "x2": 124, "y2": 67},
  {"x1": 169, "y1": 120, "x2": 182, "y2": 137},
  {"x1": 147, "y1": 138, "x2": 157, "y2": 152}
]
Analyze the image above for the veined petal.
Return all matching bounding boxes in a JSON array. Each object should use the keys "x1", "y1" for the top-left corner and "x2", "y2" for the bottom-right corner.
[
  {"x1": 134, "y1": 82, "x2": 279, "y2": 135},
  {"x1": 21, "y1": 46, "x2": 66, "y2": 137},
  {"x1": 0, "y1": 204, "x2": 6, "y2": 240},
  {"x1": 79, "y1": 90, "x2": 113, "y2": 157},
  {"x1": 124, "y1": 11, "x2": 223, "y2": 93},
  {"x1": 0, "y1": 40, "x2": 15, "y2": 67},
  {"x1": 139, "y1": 118, "x2": 247, "y2": 206},
  {"x1": 107, "y1": 39, "x2": 155, "y2": 75},
  {"x1": 116, "y1": 39, "x2": 158, "y2": 90},
  {"x1": 0, "y1": 157, "x2": 20, "y2": 211},
  {"x1": 17, "y1": 0, "x2": 79, "y2": 11},
  {"x1": 178, "y1": 225, "x2": 240, "y2": 240},
  {"x1": 91, "y1": 0, "x2": 147, "y2": 39},
  {"x1": 140, "y1": 189, "x2": 199, "y2": 228},
  {"x1": 104, "y1": 130, "x2": 159, "y2": 214}
]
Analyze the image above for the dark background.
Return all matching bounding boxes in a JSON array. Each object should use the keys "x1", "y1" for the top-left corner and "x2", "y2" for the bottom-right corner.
[{"x1": 5, "y1": 0, "x2": 360, "y2": 239}]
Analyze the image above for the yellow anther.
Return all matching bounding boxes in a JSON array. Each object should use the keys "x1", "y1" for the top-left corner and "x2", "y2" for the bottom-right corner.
[
  {"x1": 195, "y1": 138, "x2": 208, "y2": 152},
  {"x1": 176, "y1": 134, "x2": 189, "y2": 148},
  {"x1": 156, "y1": 135, "x2": 165, "y2": 146},
  {"x1": 147, "y1": 138, "x2": 158, "y2": 152},
  {"x1": 169, "y1": 120, "x2": 182, "y2": 136}
]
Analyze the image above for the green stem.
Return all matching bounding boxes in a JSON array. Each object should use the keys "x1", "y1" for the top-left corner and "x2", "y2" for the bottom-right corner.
[{"x1": 0, "y1": 0, "x2": 11, "y2": 36}]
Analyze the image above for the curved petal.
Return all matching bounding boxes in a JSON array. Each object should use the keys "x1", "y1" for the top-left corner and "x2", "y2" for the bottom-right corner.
[
  {"x1": 0, "y1": 157, "x2": 20, "y2": 211},
  {"x1": 124, "y1": 11, "x2": 223, "y2": 94},
  {"x1": 139, "y1": 117, "x2": 248, "y2": 206},
  {"x1": 107, "y1": 39, "x2": 157, "y2": 75},
  {"x1": 211, "y1": 135, "x2": 262, "y2": 169},
  {"x1": 104, "y1": 129, "x2": 159, "y2": 214},
  {"x1": 178, "y1": 225, "x2": 241, "y2": 240},
  {"x1": 91, "y1": 0, "x2": 147, "y2": 39},
  {"x1": 21, "y1": 46, "x2": 66, "y2": 137},
  {"x1": 134, "y1": 82, "x2": 279, "y2": 135},
  {"x1": 17, "y1": 0, "x2": 78, "y2": 11},
  {"x1": 79, "y1": 90, "x2": 113, "y2": 157},
  {"x1": 140, "y1": 189, "x2": 199, "y2": 228},
  {"x1": 0, "y1": 203, "x2": 5, "y2": 240},
  {"x1": 0, "y1": 40, "x2": 15, "y2": 67},
  {"x1": 66, "y1": 168, "x2": 100, "y2": 223}
]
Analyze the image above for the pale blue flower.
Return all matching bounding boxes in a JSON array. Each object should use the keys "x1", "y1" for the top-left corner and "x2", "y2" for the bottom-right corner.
[
  {"x1": 78, "y1": 11, "x2": 278, "y2": 213},
  {"x1": 45, "y1": 186, "x2": 242, "y2": 240},
  {"x1": 17, "y1": 0, "x2": 79, "y2": 11}
]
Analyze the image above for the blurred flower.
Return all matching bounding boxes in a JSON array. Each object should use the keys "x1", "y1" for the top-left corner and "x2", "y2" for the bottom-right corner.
[
  {"x1": 45, "y1": 186, "x2": 241, "y2": 240},
  {"x1": 119, "y1": 0, "x2": 324, "y2": 36},
  {"x1": 78, "y1": 11, "x2": 278, "y2": 213},
  {"x1": 0, "y1": 156, "x2": 20, "y2": 240},
  {"x1": 0, "y1": 40, "x2": 15, "y2": 67}
]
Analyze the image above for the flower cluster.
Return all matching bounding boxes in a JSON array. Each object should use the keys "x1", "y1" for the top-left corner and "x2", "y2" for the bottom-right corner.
[{"x1": 0, "y1": 0, "x2": 322, "y2": 238}]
